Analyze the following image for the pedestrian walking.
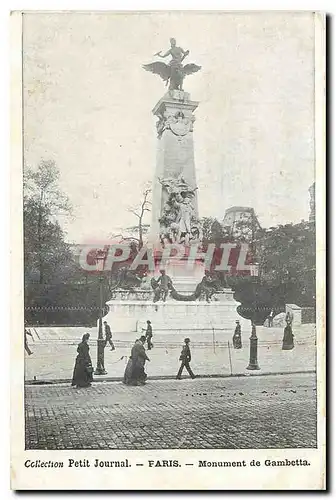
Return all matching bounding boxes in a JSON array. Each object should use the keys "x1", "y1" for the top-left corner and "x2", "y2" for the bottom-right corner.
[
  {"x1": 267, "y1": 308, "x2": 275, "y2": 327},
  {"x1": 71, "y1": 333, "x2": 93, "y2": 388},
  {"x1": 142, "y1": 320, "x2": 153, "y2": 350},
  {"x1": 24, "y1": 328, "x2": 33, "y2": 355},
  {"x1": 176, "y1": 338, "x2": 196, "y2": 380},
  {"x1": 104, "y1": 321, "x2": 115, "y2": 351},
  {"x1": 232, "y1": 320, "x2": 242, "y2": 349},
  {"x1": 123, "y1": 336, "x2": 150, "y2": 386}
]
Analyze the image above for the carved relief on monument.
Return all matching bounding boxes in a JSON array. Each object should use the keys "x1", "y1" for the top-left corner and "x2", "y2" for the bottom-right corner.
[
  {"x1": 156, "y1": 110, "x2": 195, "y2": 139},
  {"x1": 157, "y1": 173, "x2": 202, "y2": 246}
]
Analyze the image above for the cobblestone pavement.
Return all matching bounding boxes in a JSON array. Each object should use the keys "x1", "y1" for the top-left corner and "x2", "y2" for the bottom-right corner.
[
  {"x1": 25, "y1": 325, "x2": 316, "y2": 381},
  {"x1": 25, "y1": 373, "x2": 317, "y2": 450}
]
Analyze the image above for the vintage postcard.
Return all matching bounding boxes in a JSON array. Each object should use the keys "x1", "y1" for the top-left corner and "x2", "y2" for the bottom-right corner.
[{"x1": 11, "y1": 11, "x2": 326, "y2": 490}]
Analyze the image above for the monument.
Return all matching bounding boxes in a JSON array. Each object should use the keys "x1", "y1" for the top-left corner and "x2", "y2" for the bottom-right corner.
[
  {"x1": 103, "y1": 39, "x2": 250, "y2": 336},
  {"x1": 144, "y1": 38, "x2": 201, "y2": 252}
]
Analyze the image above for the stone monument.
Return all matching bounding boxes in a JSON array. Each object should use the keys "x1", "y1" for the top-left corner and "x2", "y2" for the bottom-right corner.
[
  {"x1": 103, "y1": 40, "x2": 250, "y2": 337},
  {"x1": 144, "y1": 38, "x2": 203, "y2": 291}
]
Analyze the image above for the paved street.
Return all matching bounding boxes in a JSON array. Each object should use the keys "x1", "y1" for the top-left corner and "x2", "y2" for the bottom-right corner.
[
  {"x1": 25, "y1": 325, "x2": 316, "y2": 381},
  {"x1": 25, "y1": 373, "x2": 317, "y2": 450}
]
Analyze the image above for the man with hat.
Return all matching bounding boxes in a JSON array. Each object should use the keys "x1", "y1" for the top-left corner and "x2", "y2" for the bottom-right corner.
[
  {"x1": 142, "y1": 320, "x2": 153, "y2": 350},
  {"x1": 176, "y1": 338, "x2": 196, "y2": 380},
  {"x1": 103, "y1": 321, "x2": 115, "y2": 351}
]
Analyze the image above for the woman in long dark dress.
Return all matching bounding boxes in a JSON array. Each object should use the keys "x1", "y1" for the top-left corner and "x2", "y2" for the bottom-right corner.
[
  {"x1": 123, "y1": 336, "x2": 150, "y2": 386},
  {"x1": 232, "y1": 321, "x2": 242, "y2": 349},
  {"x1": 71, "y1": 333, "x2": 93, "y2": 388},
  {"x1": 282, "y1": 325, "x2": 294, "y2": 350}
]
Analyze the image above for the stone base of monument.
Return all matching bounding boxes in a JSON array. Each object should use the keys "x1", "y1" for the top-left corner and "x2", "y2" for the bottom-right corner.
[{"x1": 102, "y1": 289, "x2": 250, "y2": 336}]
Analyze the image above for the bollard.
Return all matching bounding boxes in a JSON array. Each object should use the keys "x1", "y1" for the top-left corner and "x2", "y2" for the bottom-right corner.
[
  {"x1": 246, "y1": 323, "x2": 260, "y2": 370},
  {"x1": 94, "y1": 272, "x2": 107, "y2": 376},
  {"x1": 95, "y1": 337, "x2": 107, "y2": 375}
]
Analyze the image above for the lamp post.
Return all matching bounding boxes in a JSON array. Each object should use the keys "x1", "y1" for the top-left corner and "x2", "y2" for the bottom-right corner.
[
  {"x1": 94, "y1": 249, "x2": 107, "y2": 376},
  {"x1": 246, "y1": 263, "x2": 260, "y2": 371}
]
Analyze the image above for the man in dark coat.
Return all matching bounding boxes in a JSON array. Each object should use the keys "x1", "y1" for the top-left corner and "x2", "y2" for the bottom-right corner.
[
  {"x1": 103, "y1": 321, "x2": 115, "y2": 351},
  {"x1": 124, "y1": 336, "x2": 150, "y2": 385},
  {"x1": 267, "y1": 308, "x2": 275, "y2": 327},
  {"x1": 142, "y1": 320, "x2": 153, "y2": 350},
  {"x1": 176, "y1": 338, "x2": 196, "y2": 380}
]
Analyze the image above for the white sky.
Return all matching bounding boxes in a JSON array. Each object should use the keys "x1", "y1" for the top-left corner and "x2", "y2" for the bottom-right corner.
[{"x1": 23, "y1": 11, "x2": 315, "y2": 244}]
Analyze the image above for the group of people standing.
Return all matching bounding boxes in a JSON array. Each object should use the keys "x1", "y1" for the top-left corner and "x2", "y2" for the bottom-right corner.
[
  {"x1": 123, "y1": 335, "x2": 196, "y2": 385},
  {"x1": 71, "y1": 321, "x2": 197, "y2": 388},
  {"x1": 71, "y1": 320, "x2": 156, "y2": 388},
  {"x1": 71, "y1": 313, "x2": 296, "y2": 388}
]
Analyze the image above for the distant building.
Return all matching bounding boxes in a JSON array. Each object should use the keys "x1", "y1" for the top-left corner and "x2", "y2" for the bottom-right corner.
[
  {"x1": 309, "y1": 182, "x2": 315, "y2": 223},
  {"x1": 223, "y1": 206, "x2": 261, "y2": 241}
]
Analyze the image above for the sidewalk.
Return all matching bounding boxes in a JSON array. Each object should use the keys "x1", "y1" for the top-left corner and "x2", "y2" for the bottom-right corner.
[{"x1": 25, "y1": 325, "x2": 316, "y2": 383}]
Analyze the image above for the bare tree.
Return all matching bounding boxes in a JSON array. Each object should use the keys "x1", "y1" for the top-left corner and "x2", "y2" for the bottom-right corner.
[{"x1": 127, "y1": 186, "x2": 152, "y2": 249}]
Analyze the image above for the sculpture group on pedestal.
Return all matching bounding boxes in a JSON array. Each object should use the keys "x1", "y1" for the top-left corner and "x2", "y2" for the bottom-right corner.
[
  {"x1": 158, "y1": 174, "x2": 201, "y2": 246},
  {"x1": 151, "y1": 270, "x2": 220, "y2": 303},
  {"x1": 151, "y1": 270, "x2": 173, "y2": 303}
]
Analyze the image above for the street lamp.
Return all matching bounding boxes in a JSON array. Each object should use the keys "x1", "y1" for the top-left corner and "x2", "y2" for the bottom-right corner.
[
  {"x1": 246, "y1": 263, "x2": 260, "y2": 371},
  {"x1": 94, "y1": 249, "x2": 107, "y2": 375}
]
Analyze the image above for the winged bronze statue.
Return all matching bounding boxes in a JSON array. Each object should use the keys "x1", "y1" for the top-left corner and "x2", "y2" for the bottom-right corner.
[{"x1": 143, "y1": 38, "x2": 201, "y2": 91}]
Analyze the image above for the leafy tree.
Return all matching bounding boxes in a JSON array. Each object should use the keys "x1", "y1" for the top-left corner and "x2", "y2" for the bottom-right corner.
[
  {"x1": 224, "y1": 210, "x2": 261, "y2": 244},
  {"x1": 200, "y1": 216, "x2": 315, "y2": 323},
  {"x1": 23, "y1": 160, "x2": 89, "y2": 325},
  {"x1": 256, "y1": 221, "x2": 315, "y2": 307},
  {"x1": 24, "y1": 160, "x2": 72, "y2": 284},
  {"x1": 201, "y1": 217, "x2": 231, "y2": 247},
  {"x1": 232, "y1": 221, "x2": 315, "y2": 323}
]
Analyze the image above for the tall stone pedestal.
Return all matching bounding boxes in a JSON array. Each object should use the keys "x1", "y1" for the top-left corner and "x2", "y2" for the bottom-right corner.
[{"x1": 149, "y1": 90, "x2": 199, "y2": 245}]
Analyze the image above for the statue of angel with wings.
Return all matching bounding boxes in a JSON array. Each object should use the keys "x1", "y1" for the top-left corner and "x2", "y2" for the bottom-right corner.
[{"x1": 143, "y1": 38, "x2": 201, "y2": 91}]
